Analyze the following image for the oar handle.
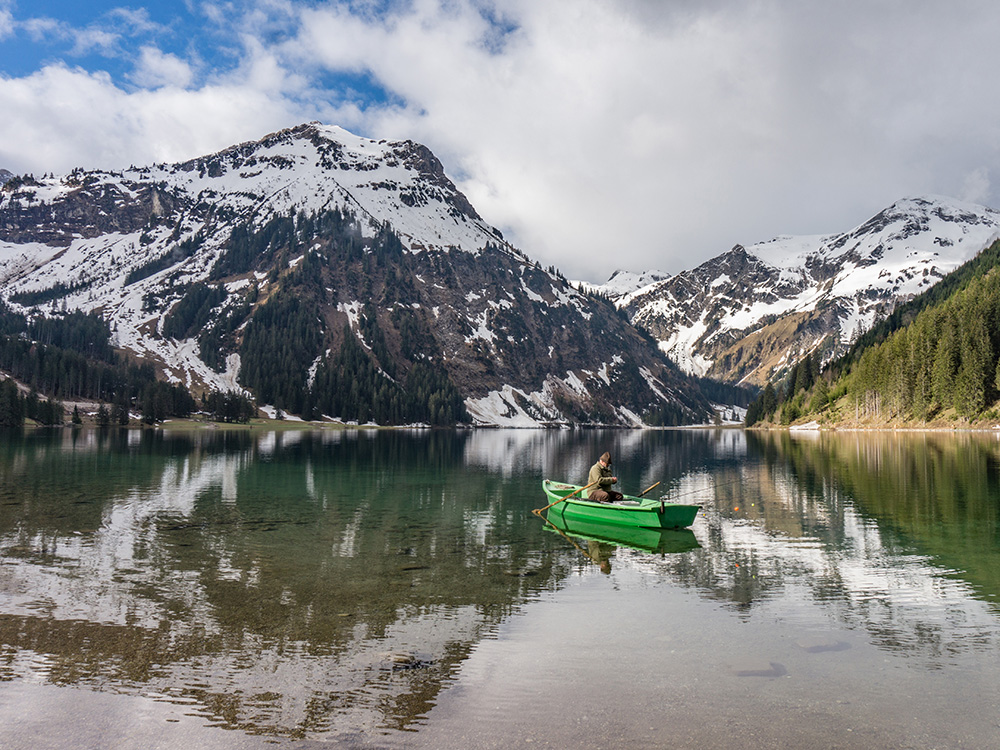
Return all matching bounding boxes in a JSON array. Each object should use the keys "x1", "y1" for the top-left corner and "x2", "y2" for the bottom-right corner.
[
  {"x1": 533, "y1": 480, "x2": 599, "y2": 515},
  {"x1": 637, "y1": 481, "x2": 661, "y2": 497}
]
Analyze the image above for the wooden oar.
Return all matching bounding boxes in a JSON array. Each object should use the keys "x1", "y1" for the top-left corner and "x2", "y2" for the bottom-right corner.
[
  {"x1": 532, "y1": 480, "x2": 599, "y2": 516},
  {"x1": 637, "y1": 481, "x2": 660, "y2": 497}
]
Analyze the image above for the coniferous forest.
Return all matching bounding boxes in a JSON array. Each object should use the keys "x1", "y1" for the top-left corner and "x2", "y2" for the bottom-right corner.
[
  {"x1": 0, "y1": 301, "x2": 196, "y2": 426},
  {"x1": 9, "y1": 220, "x2": 1000, "y2": 428},
  {"x1": 24, "y1": 194, "x2": 1000, "y2": 429}
]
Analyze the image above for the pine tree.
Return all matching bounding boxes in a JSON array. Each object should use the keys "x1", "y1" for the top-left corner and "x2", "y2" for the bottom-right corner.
[
  {"x1": 0, "y1": 379, "x2": 25, "y2": 427},
  {"x1": 931, "y1": 314, "x2": 959, "y2": 409},
  {"x1": 761, "y1": 383, "x2": 778, "y2": 418},
  {"x1": 793, "y1": 353, "x2": 814, "y2": 395},
  {"x1": 114, "y1": 396, "x2": 130, "y2": 425},
  {"x1": 955, "y1": 310, "x2": 992, "y2": 416},
  {"x1": 808, "y1": 377, "x2": 830, "y2": 413},
  {"x1": 910, "y1": 315, "x2": 936, "y2": 420}
]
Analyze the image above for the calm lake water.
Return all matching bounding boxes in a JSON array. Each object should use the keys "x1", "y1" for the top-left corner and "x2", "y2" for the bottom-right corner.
[{"x1": 1, "y1": 427, "x2": 999, "y2": 749}]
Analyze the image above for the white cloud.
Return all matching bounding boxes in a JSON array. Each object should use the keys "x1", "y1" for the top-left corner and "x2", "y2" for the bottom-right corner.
[
  {"x1": 960, "y1": 167, "x2": 991, "y2": 205},
  {"x1": 0, "y1": 63, "x2": 300, "y2": 172},
  {"x1": 106, "y1": 7, "x2": 164, "y2": 35},
  {"x1": 68, "y1": 27, "x2": 120, "y2": 56},
  {"x1": 19, "y1": 15, "x2": 120, "y2": 56},
  {"x1": 21, "y1": 16, "x2": 63, "y2": 42},
  {"x1": 279, "y1": 1, "x2": 1000, "y2": 280},
  {"x1": 199, "y1": 2, "x2": 233, "y2": 27},
  {"x1": 0, "y1": 8, "x2": 13, "y2": 41},
  {"x1": 234, "y1": 35, "x2": 307, "y2": 96},
  {"x1": 130, "y1": 46, "x2": 195, "y2": 89},
  {"x1": 5, "y1": 0, "x2": 1000, "y2": 282}
]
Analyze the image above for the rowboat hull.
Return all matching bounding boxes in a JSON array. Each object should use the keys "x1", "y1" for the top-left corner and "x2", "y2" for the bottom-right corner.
[{"x1": 542, "y1": 480, "x2": 701, "y2": 529}]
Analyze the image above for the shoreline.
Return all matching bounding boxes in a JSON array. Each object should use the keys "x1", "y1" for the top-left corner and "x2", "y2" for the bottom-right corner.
[{"x1": 756, "y1": 422, "x2": 1000, "y2": 434}]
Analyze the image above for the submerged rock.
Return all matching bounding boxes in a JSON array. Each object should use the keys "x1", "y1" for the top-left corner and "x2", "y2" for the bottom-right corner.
[
  {"x1": 731, "y1": 660, "x2": 787, "y2": 678},
  {"x1": 795, "y1": 636, "x2": 850, "y2": 654},
  {"x1": 378, "y1": 651, "x2": 434, "y2": 671}
]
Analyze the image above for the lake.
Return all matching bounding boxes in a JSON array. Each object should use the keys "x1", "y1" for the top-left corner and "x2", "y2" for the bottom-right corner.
[{"x1": 1, "y1": 427, "x2": 999, "y2": 749}]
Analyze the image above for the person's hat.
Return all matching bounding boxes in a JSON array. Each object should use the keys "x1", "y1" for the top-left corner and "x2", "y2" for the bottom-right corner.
[{"x1": 600, "y1": 452, "x2": 612, "y2": 464}]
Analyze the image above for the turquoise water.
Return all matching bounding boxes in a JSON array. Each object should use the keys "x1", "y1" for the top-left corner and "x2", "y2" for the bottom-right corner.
[{"x1": 1, "y1": 427, "x2": 999, "y2": 748}]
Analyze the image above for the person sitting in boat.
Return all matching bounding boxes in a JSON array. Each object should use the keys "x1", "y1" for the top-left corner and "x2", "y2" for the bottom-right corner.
[{"x1": 585, "y1": 452, "x2": 623, "y2": 503}]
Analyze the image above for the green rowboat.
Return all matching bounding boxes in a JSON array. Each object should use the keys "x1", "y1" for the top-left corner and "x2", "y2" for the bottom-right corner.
[{"x1": 541, "y1": 479, "x2": 701, "y2": 530}]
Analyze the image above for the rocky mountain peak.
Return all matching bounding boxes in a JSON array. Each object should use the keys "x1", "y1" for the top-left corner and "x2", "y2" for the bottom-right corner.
[
  {"x1": 0, "y1": 123, "x2": 713, "y2": 427},
  {"x1": 612, "y1": 195, "x2": 1000, "y2": 386}
]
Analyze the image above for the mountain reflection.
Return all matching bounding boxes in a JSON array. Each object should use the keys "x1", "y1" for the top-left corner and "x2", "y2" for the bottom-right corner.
[
  {"x1": 2, "y1": 427, "x2": 1000, "y2": 740},
  {"x1": 0, "y1": 428, "x2": 575, "y2": 738}
]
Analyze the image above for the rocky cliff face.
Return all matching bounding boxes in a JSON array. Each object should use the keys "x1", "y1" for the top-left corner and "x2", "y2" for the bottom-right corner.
[
  {"x1": 592, "y1": 197, "x2": 1000, "y2": 386},
  {"x1": 0, "y1": 123, "x2": 711, "y2": 426}
]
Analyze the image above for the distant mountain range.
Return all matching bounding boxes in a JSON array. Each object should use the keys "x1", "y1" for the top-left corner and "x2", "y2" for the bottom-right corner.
[
  {"x1": 584, "y1": 196, "x2": 1000, "y2": 385},
  {"x1": 5, "y1": 123, "x2": 999, "y2": 424},
  {"x1": 0, "y1": 123, "x2": 712, "y2": 426}
]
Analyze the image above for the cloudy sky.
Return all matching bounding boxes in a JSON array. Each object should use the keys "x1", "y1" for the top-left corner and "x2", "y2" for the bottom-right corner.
[{"x1": 2, "y1": 1, "x2": 1000, "y2": 282}]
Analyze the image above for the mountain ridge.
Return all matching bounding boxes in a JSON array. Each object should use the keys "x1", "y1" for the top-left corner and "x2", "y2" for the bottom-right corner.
[
  {"x1": 588, "y1": 195, "x2": 1000, "y2": 386},
  {"x1": 0, "y1": 122, "x2": 714, "y2": 427}
]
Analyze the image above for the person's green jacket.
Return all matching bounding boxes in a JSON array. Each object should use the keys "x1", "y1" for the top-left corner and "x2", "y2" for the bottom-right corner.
[{"x1": 585, "y1": 461, "x2": 615, "y2": 498}]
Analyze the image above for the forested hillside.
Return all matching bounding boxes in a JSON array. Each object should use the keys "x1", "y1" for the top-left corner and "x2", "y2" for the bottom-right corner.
[
  {"x1": 0, "y1": 302, "x2": 197, "y2": 426},
  {"x1": 196, "y1": 208, "x2": 474, "y2": 425},
  {"x1": 746, "y1": 239, "x2": 1000, "y2": 426}
]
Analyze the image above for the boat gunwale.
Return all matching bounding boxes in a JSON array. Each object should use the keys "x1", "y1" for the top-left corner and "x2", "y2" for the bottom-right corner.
[{"x1": 542, "y1": 479, "x2": 701, "y2": 511}]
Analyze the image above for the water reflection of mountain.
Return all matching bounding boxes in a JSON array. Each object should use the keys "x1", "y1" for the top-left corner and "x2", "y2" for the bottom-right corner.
[
  {"x1": 5, "y1": 427, "x2": 1000, "y2": 739},
  {"x1": 633, "y1": 430, "x2": 1000, "y2": 665},
  {"x1": 462, "y1": 426, "x2": 746, "y2": 491},
  {"x1": 0, "y1": 429, "x2": 578, "y2": 740}
]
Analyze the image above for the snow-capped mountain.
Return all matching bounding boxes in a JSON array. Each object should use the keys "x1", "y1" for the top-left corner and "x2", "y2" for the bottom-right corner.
[
  {"x1": 574, "y1": 269, "x2": 670, "y2": 298},
  {"x1": 0, "y1": 123, "x2": 711, "y2": 426},
  {"x1": 604, "y1": 196, "x2": 1000, "y2": 386}
]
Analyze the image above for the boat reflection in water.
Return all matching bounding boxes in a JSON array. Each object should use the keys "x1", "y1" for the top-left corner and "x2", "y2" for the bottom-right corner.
[{"x1": 542, "y1": 512, "x2": 701, "y2": 573}]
